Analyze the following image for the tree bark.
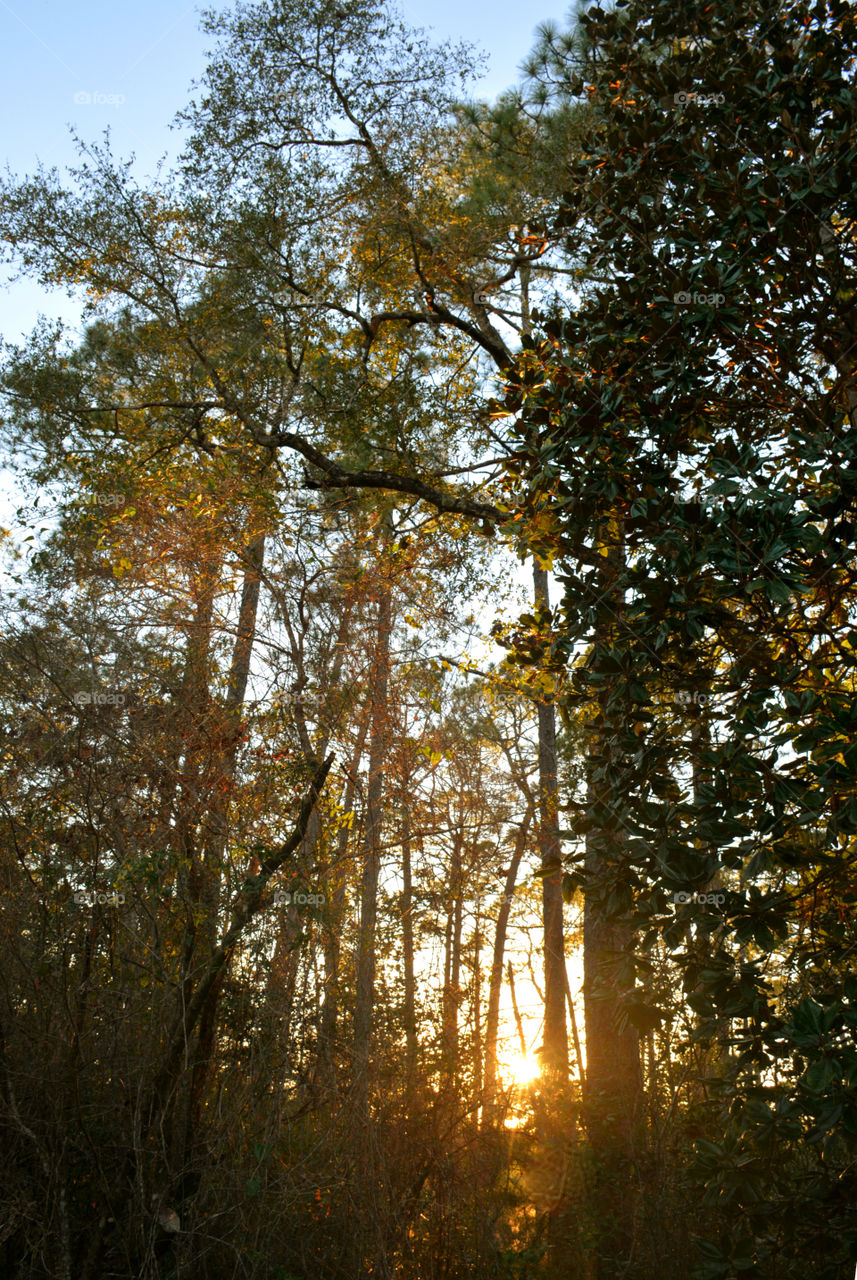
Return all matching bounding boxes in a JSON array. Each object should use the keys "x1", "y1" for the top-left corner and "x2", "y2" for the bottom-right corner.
[
  {"x1": 172, "y1": 532, "x2": 267, "y2": 1199},
  {"x1": 400, "y1": 790, "x2": 418, "y2": 1081},
  {"x1": 471, "y1": 914, "x2": 483, "y2": 1113},
  {"x1": 442, "y1": 829, "x2": 463, "y2": 1077},
  {"x1": 317, "y1": 714, "x2": 369, "y2": 1087},
  {"x1": 581, "y1": 538, "x2": 643, "y2": 1278},
  {"x1": 533, "y1": 563, "x2": 569, "y2": 1083},
  {"x1": 352, "y1": 561, "x2": 392, "y2": 1120}
]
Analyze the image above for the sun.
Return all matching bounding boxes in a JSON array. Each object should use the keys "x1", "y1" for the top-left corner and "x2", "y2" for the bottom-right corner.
[{"x1": 506, "y1": 1053, "x2": 540, "y2": 1086}]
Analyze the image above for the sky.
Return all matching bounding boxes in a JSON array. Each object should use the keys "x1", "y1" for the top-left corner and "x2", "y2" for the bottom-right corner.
[{"x1": 0, "y1": 0, "x2": 558, "y2": 344}]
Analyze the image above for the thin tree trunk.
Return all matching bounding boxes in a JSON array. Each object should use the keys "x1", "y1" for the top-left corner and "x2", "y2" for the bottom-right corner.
[
  {"x1": 442, "y1": 831, "x2": 463, "y2": 1076},
  {"x1": 533, "y1": 563, "x2": 569, "y2": 1083},
  {"x1": 507, "y1": 962, "x2": 527, "y2": 1058},
  {"x1": 483, "y1": 809, "x2": 532, "y2": 1113},
  {"x1": 563, "y1": 966, "x2": 585, "y2": 1088},
  {"x1": 317, "y1": 715, "x2": 369, "y2": 1086},
  {"x1": 77, "y1": 757, "x2": 332, "y2": 1276},
  {"x1": 173, "y1": 533, "x2": 267, "y2": 1198},
  {"x1": 151, "y1": 756, "x2": 334, "y2": 1121},
  {"x1": 352, "y1": 562, "x2": 392, "y2": 1120},
  {"x1": 400, "y1": 790, "x2": 418, "y2": 1080},
  {"x1": 472, "y1": 923, "x2": 483, "y2": 1113}
]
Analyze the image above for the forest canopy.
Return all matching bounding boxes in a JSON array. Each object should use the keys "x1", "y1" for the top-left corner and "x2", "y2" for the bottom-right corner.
[{"x1": 1, "y1": 1, "x2": 856, "y2": 1278}]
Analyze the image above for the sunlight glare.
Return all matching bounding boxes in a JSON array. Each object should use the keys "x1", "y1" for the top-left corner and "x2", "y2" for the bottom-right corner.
[{"x1": 507, "y1": 1053, "x2": 540, "y2": 1085}]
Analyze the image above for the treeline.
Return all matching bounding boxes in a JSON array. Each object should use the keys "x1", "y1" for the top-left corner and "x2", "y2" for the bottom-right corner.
[{"x1": 0, "y1": 464, "x2": 567, "y2": 1277}]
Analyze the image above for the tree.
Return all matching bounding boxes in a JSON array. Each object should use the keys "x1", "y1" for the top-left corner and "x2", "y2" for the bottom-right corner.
[{"x1": 506, "y1": 0, "x2": 857, "y2": 1275}]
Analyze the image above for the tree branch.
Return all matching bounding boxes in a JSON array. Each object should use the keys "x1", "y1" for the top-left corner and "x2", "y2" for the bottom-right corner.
[
  {"x1": 277, "y1": 430, "x2": 505, "y2": 531},
  {"x1": 148, "y1": 753, "x2": 334, "y2": 1117}
]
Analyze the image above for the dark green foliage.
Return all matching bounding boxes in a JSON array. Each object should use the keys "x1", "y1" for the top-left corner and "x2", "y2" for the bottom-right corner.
[{"x1": 505, "y1": 0, "x2": 857, "y2": 1274}]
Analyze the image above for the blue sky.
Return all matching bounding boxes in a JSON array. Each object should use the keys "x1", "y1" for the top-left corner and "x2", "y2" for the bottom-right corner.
[{"x1": 0, "y1": 0, "x2": 560, "y2": 343}]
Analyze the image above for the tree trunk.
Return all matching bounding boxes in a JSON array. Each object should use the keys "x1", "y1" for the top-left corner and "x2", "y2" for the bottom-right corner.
[
  {"x1": 483, "y1": 809, "x2": 532, "y2": 1115},
  {"x1": 77, "y1": 757, "x2": 332, "y2": 1277},
  {"x1": 172, "y1": 533, "x2": 267, "y2": 1202},
  {"x1": 441, "y1": 830, "x2": 463, "y2": 1077},
  {"x1": 563, "y1": 966, "x2": 585, "y2": 1087},
  {"x1": 582, "y1": 539, "x2": 643, "y2": 1278},
  {"x1": 533, "y1": 563, "x2": 569, "y2": 1083},
  {"x1": 471, "y1": 915, "x2": 483, "y2": 1114},
  {"x1": 317, "y1": 714, "x2": 369, "y2": 1087},
  {"x1": 400, "y1": 789, "x2": 418, "y2": 1081},
  {"x1": 352, "y1": 564, "x2": 392, "y2": 1120}
]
